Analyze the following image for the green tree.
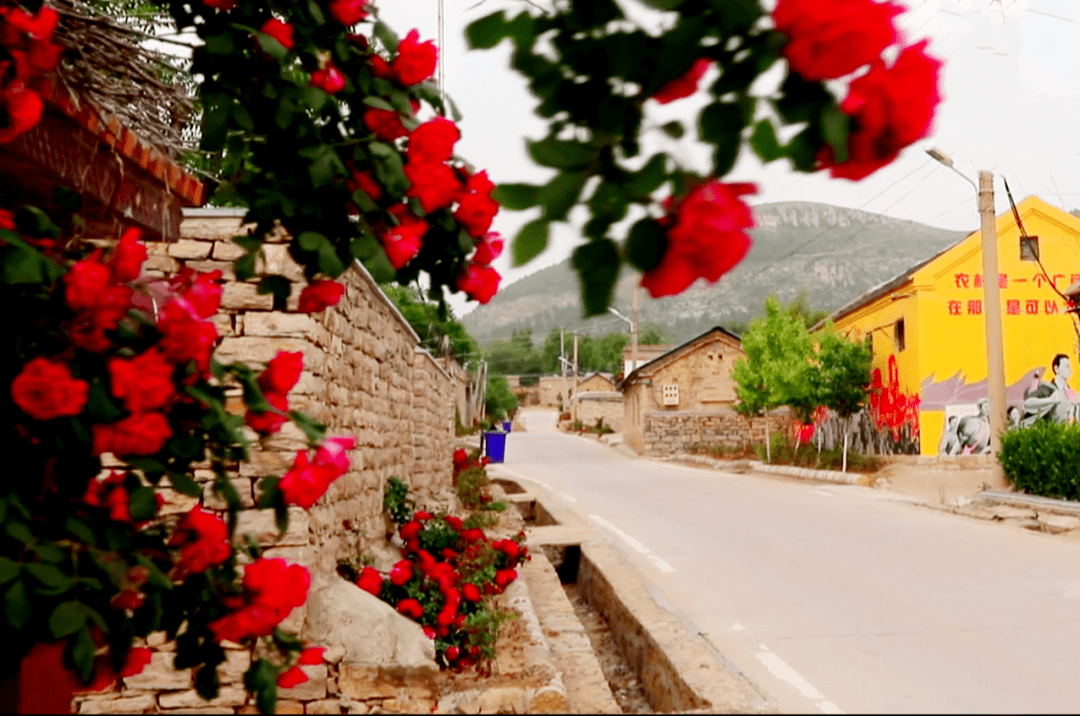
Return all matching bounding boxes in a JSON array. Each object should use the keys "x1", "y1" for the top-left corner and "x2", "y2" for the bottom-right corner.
[
  {"x1": 639, "y1": 323, "x2": 673, "y2": 345},
  {"x1": 484, "y1": 374, "x2": 519, "y2": 422},
  {"x1": 813, "y1": 327, "x2": 873, "y2": 471},
  {"x1": 732, "y1": 295, "x2": 818, "y2": 459},
  {"x1": 485, "y1": 328, "x2": 543, "y2": 379},
  {"x1": 382, "y1": 285, "x2": 479, "y2": 363},
  {"x1": 784, "y1": 289, "x2": 829, "y2": 329}
]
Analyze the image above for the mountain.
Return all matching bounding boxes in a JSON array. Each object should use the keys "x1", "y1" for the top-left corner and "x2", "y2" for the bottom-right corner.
[{"x1": 463, "y1": 201, "x2": 968, "y2": 345}]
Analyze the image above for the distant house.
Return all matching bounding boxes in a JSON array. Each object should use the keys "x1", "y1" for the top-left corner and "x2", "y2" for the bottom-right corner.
[
  {"x1": 619, "y1": 327, "x2": 752, "y2": 454},
  {"x1": 571, "y1": 372, "x2": 622, "y2": 431},
  {"x1": 817, "y1": 195, "x2": 1080, "y2": 456},
  {"x1": 575, "y1": 372, "x2": 615, "y2": 393}
]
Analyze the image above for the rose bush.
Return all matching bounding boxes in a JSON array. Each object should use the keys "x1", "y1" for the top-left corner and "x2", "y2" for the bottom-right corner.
[{"x1": 0, "y1": 209, "x2": 354, "y2": 713}]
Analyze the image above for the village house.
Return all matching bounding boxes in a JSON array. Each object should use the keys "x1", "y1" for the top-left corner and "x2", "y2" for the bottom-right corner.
[
  {"x1": 570, "y1": 372, "x2": 622, "y2": 431},
  {"x1": 819, "y1": 195, "x2": 1080, "y2": 456},
  {"x1": 621, "y1": 343, "x2": 675, "y2": 377},
  {"x1": 619, "y1": 327, "x2": 774, "y2": 455}
]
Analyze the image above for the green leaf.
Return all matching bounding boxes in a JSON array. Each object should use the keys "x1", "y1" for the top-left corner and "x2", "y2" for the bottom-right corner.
[
  {"x1": 125, "y1": 456, "x2": 166, "y2": 475},
  {"x1": 4, "y1": 580, "x2": 30, "y2": 628},
  {"x1": 0, "y1": 557, "x2": 19, "y2": 584},
  {"x1": 256, "y1": 32, "x2": 289, "y2": 61},
  {"x1": 640, "y1": 0, "x2": 684, "y2": 8},
  {"x1": 288, "y1": 410, "x2": 327, "y2": 445},
  {"x1": 660, "y1": 121, "x2": 684, "y2": 139},
  {"x1": 71, "y1": 626, "x2": 96, "y2": 682},
  {"x1": 309, "y1": 148, "x2": 345, "y2": 188},
  {"x1": 64, "y1": 517, "x2": 95, "y2": 544},
  {"x1": 214, "y1": 478, "x2": 242, "y2": 511},
  {"x1": 362, "y1": 96, "x2": 395, "y2": 111},
  {"x1": 373, "y1": 20, "x2": 399, "y2": 52},
  {"x1": 699, "y1": 101, "x2": 744, "y2": 147},
  {"x1": 362, "y1": 250, "x2": 397, "y2": 283},
  {"x1": 232, "y1": 103, "x2": 254, "y2": 132},
  {"x1": 491, "y1": 183, "x2": 541, "y2": 210},
  {"x1": 48, "y1": 600, "x2": 89, "y2": 638},
  {"x1": 257, "y1": 276, "x2": 292, "y2": 306},
  {"x1": 512, "y1": 219, "x2": 550, "y2": 267},
  {"x1": 749, "y1": 119, "x2": 783, "y2": 163},
  {"x1": 302, "y1": 86, "x2": 329, "y2": 112},
  {"x1": 257, "y1": 476, "x2": 281, "y2": 510},
  {"x1": 527, "y1": 137, "x2": 597, "y2": 170},
  {"x1": 135, "y1": 556, "x2": 173, "y2": 590},
  {"x1": 306, "y1": 0, "x2": 325, "y2": 23},
  {"x1": 235, "y1": 253, "x2": 257, "y2": 281},
  {"x1": 5, "y1": 521, "x2": 30, "y2": 544},
  {"x1": 196, "y1": 661, "x2": 222, "y2": 700},
  {"x1": 25, "y1": 563, "x2": 71, "y2": 590},
  {"x1": 0, "y1": 246, "x2": 45, "y2": 284},
  {"x1": 572, "y1": 240, "x2": 621, "y2": 317},
  {"x1": 128, "y1": 487, "x2": 159, "y2": 522},
  {"x1": 820, "y1": 104, "x2": 850, "y2": 164},
  {"x1": 203, "y1": 32, "x2": 235, "y2": 55},
  {"x1": 201, "y1": 95, "x2": 230, "y2": 153},
  {"x1": 537, "y1": 171, "x2": 589, "y2": 222},
  {"x1": 465, "y1": 11, "x2": 506, "y2": 49},
  {"x1": 625, "y1": 153, "x2": 667, "y2": 197},
  {"x1": 625, "y1": 218, "x2": 668, "y2": 272},
  {"x1": 86, "y1": 379, "x2": 124, "y2": 422},
  {"x1": 168, "y1": 471, "x2": 202, "y2": 497},
  {"x1": 32, "y1": 544, "x2": 65, "y2": 564},
  {"x1": 349, "y1": 234, "x2": 380, "y2": 261}
]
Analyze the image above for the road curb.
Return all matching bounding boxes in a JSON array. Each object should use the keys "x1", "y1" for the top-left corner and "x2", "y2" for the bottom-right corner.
[{"x1": 664, "y1": 453, "x2": 862, "y2": 485}]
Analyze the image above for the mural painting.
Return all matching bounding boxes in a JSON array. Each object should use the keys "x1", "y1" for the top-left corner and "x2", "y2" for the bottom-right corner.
[{"x1": 869, "y1": 355, "x2": 921, "y2": 453}]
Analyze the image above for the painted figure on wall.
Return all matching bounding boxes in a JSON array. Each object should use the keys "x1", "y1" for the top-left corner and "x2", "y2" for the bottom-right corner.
[
  {"x1": 940, "y1": 399, "x2": 991, "y2": 455},
  {"x1": 1021, "y1": 353, "x2": 1078, "y2": 426}
]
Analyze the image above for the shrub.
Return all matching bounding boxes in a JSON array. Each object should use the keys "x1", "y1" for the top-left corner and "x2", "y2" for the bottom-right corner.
[{"x1": 1000, "y1": 421, "x2": 1080, "y2": 500}]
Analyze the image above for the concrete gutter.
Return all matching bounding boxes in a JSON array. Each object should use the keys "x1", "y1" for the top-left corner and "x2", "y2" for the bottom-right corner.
[
  {"x1": 664, "y1": 453, "x2": 862, "y2": 485},
  {"x1": 979, "y1": 490, "x2": 1080, "y2": 516}
]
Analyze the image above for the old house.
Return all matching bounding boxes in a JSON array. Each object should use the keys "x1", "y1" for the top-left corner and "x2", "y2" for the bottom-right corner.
[
  {"x1": 620, "y1": 327, "x2": 758, "y2": 454},
  {"x1": 571, "y1": 372, "x2": 622, "y2": 431},
  {"x1": 820, "y1": 195, "x2": 1080, "y2": 456},
  {"x1": 621, "y1": 343, "x2": 675, "y2": 377}
]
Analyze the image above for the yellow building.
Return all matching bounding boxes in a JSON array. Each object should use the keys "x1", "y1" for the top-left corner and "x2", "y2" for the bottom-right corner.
[{"x1": 822, "y1": 196, "x2": 1080, "y2": 456}]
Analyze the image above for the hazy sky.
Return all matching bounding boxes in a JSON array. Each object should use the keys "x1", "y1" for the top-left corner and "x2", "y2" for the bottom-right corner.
[{"x1": 376, "y1": 0, "x2": 1080, "y2": 315}]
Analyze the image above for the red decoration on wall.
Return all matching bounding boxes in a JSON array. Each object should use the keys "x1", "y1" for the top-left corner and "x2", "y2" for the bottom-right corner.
[{"x1": 869, "y1": 355, "x2": 920, "y2": 439}]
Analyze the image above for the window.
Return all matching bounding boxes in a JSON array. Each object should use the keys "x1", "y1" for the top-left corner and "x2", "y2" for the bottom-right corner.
[
  {"x1": 894, "y1": 319, "x2": 906, "y2": 352},
  {"x1": 1020, "y1": 235, "x2": 1040, "y2": 262},
  {"x1": 662, "y1": 384, "x2": 680, "y2": 406}
]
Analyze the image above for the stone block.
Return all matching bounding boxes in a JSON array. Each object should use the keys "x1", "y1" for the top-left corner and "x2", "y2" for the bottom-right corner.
[
  {"x1": 218, "y1": 648, "x2": 252, "y2": 684},
  {"x1": 213, "y1": 241, "x2": 247, "y2": 261},
  {"x1": 277, "y1": 664, "x2": 328, "y2": 701},
  {"x1": 158, "y1": 487, "x2": 201, "y2": 516},
  {"x1": 77, "y1": 694, "x2": 157, "y2": 714},
  {"x1": 274, "y1": 699, "x2": 305, "y2": 714},
  {"x1": 159, "y1": 687, "x2": 247, "y2": 709},
  {"x1": 168, "y1": 239, "x2": 214, "y2": 260},
  {"x1": 187, "y1": 260, "x2": 237, "y2": 281},
  {"x1": 214, "y1": 338, "x2": 318, "y2": 370},
  {"x1": 336, "y1": 665, "x2": 437, "y2": 702},
  {"x1": 222, "y1": 283, "x2": 274, "y2": 311},
  {"x1": 1037, "y1": 512, "x2": 1080, "y2": 533},
  {"x1": 477, "y1": 687, "x2": 527, "y2": 714},
  {"x1": 122, "y1": 650, "x2": 192, "y2": 690},
  {"x1": 204, "y1": 479, "x2": 256, "y2": 511},
  {"x1": 146, "y1": 254, "x2": 180, "y2": 273},
  {"x1": 157, "y1": 709, "x2": 237, "y2": 714},
  {"x1": 234, "y1": 508, "x2": 310, "y2": 547},
  {"x1": 305, "y1": 699, "x2": 345, "y2": 714},
  {"x1": 261, "y1": 244, "x2": 305, "y2": 281},
  {"x1": 243, "y1": 312, "x2": 316, "y2": 338},
  {"x1": 239, "y1": 450, "x2": 295, "y2": 478}
]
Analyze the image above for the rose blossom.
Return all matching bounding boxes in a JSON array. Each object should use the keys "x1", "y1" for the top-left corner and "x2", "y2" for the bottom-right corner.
[
  {"x1": 259, "y1": 351, "x2": 304, "y2": 395},
  {"x1": 642, "y1": 180, "x2": 757, "y2": 298},
  {"x1": 455, "y1": 262, "x2": 500, "y2": 304},
  {"x1": 455, "y1": 193, "x2": 499, "y2": 239},
  {"x1": 92, "y1": 412, "x2": 173, "y2": 457},
  {"x1": 391, "y1": 29, "x2": 437, "y2": 86},
  {"x1": 245, "y1": 391, "x2": 288, "y2": 435},
  {"x1": 209, "y1": 559, "x2": 310, "y2": 642},
  {"x1": 109, "y1": 228, "x2": 147, "y2": 283},
  {"x1": 170, "y1": 506, "x2": 231, "y2": 576},
  {"x1": 773, "y1": 0, "x2": 903, "y2": 81},
  {"x1": 407, "y1": 117, "x2": 460, "y2": 164},
  {"x1": 328, "y1": 0, "x2": 368, "y2": 26},
  {"x1": 470, "y1": 233, "x2": 504, "y2": 266},
  {"x1": 277, "y1": 666, "x2": 308, "y2": 688},
  {"x1": 389, "y1": 560, "x2": 413, "y2": 586},
  {"x1": 278, "y1": 451, "x2": 333, "y2": 508},
  {"x1": 260, "y1": 18, "x2": 295, "y2": 51},
  {"x1": 363, "y1": 107, "x2": 408, "y2": 142},
  {"x1": 311, "y1": 64, "x2": 347, "y2": 94},
  {"x1": 108, "y1": 349, "x2": 175, "y2": 413},
  {"x1": 651, "y1": 58, "x2": 712, "y2": 104},
  {"x1": 396, "y1": 598, "x2": 424, "y2": 619},
  {"x1": 380, "y1": 212, "x2": 427, "y2": 270},
  {"x1": 298, "y1": 280, "x2": 345, "y2": 313},
  {"x1": 65, "y1": 251, "x2": 112, "y2": 312},
  {"x1": 404, "y1": 161, "x2": 463, "y2": 213},
  {"x1": 11, "y1": 357, "x2": 88, "y2": 420},
  {"x1": 0, "y1": 82, "x2": 43, "y2": 143},
  {"x1": 357, "y1": 567, "x2": 383, "y2": 595}
]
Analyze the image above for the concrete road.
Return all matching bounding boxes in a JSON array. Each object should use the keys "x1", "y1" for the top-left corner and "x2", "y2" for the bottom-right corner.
[{"x1": 496, "y1": 409, "x2": 1080, "y2": 714}]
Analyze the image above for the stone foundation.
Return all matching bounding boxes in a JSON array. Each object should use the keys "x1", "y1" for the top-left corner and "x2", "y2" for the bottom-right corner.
[{"x1": 642, "y1": 409, "x2": 792, "y2": 456}]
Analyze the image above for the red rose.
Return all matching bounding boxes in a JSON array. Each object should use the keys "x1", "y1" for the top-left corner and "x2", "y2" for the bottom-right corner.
[
  {"x1": 313, "y1": 435, "x2": 356, "y2": 474},
  {"x1": 298, "y1": 280, "x2": 345, "y2": 313},
  {"x1": 500, "y1": 540, "x2": 520, "y2": 561},
  {"x1": 11, "y1": 357, "x2": 88, "y2": 420},
  {"x1": 65, "y1": 251, "x2": 112, "y2": 312},
  {"x1": 454, "y1": 193, "x2": 499, "y2": 239},
  {"x1": 0, "y1": 82, "x2": 44, "y2": 143},
  {"x1": 260, "y1": 18, "x2": 295, "y2": 50},
  {"x1": 259, "y1": 351, "x2": 304, "y2": 395},
  {"x1": 404, "y1": 161, "x2": 463, "y2": 213},
  {"x1": 441, "y1": 547, "x2": 457, "y2": 560},
  {"x1": 445, "y1": 645, "x2": 461, "y2": 661},
  {"x1": 311, "y1": 64, "x2": 347, "y2": 94},
  {"x1": 119, "y1": 648, "x2": 152, "y2": 678},
  {"x1": 328, "y1": 0, "x2": 369, "y2": 26},
  {"x1": 363, "y1": 106, "x2": 408, "y2": 142},
  {"x1": 370, "y1": 54, "x2": 394, "y2": 79},
  {"x1": 108, "y1": 349, "x2": 175, "y2": 413},
  {"x1": 495, "y1": 568, "x2": 517, "y2": 587},
  {"x1": 455, "y1": 262, "x2": 500, "y2": 304},
  {"x1": 462, "y1": 583, "x2": 481, "y2": 602},
  {"x1": 773, "y1": 0, "x2": 903, "y2": 81},
  {"x1": 170, "y1": 506, "x2": 231, "y2": 576},
  {"x1": 407, "y1": 117, "x2": 460, "y2": 164},
  {"x1": 348, "y1": 167, "x2": 383, "y2": 202},
  {"x1": 109, "y1": 228, "x2": 146, "y2": 283},
  {"x1": 278, "y1": 450, "x2": 337, "y2": 508},
  {"x1": 183, "y1": 270, "x2": 223, "y2": 319},
  {"x1": 642, "y1": 180, "x2": 757, "y2": 298},
  {"x1": 202, "y1": 0, "x2": 236, "y2": 9},
  {"x1": 400, "y1": 520, "x2": 422, "y2": 540},
  {"x1": 461, "y1": 528, "x2": 483, "y2": 543},
  {"x1": 381, "y1": 214, "x2": 427, "y2": 270},
  {"x1": 92, "y1": 412, "x2": 173, "y2": 457},
  {"x1": 209, "y1": 559, "x2": 310, "y2": 642},
  {"x1": 396, "y1": 598, "x2": 424, "y2": 619},
  {"x1": 157, "y1": 298, "x2": 218, "y2": 372},
  {"x1": 111, "y1": 589, "x2": 144, "y2": 610},
  {"x1": 357, "y1": 567, "x2": 383, "y2": 595},
  {"x1": 389, "y1": 560, "x2": 413, "y2": 586},
  {"x1": 423, "y1": 625, "x2": 436, "y2": 639},
  {"x1": 277, "y1": 666, "x2": 308, "y2": 688},
  {"x1": 245, "y1": 391, "x2": 289, "y2": 435},
  {"x1": 452, "y1": 448, "x2": 467, "y2": 465},
  {"x1": 415, "y1": 511, "x2": 433, "y2": 521},
  {"x1": 465, "y1": 170, "x2": 495, "y2": 195},
  {"x1": 652, "y1": 58, "x2": 712, "y2": 104},
  {"x1": 819, "y1": 40, "x2": 941, "y2": 180},
  {"x1": 392, "y1": 29, "x2": 437, "y2": 86},
  {"x1": 471, "y1": 232, "x2": 504, "y2": 266},
  {"x1": 445, "y1": 515, "x2": 462, "y2": 530}
]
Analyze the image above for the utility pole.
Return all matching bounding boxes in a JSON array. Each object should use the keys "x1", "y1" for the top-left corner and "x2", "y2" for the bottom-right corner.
[
  {"x1": 572, "y1": 332, "x2": 579, "y2": 411},
  {"x1": 560, "y1": 328, "x2": 567, "y2": 413},
  {"x1": 631, "y1": 285, "x2": 640, "y2": 374},
  {"x1": 979, "y1": 170, "x2": 1007, "y2": 486}
]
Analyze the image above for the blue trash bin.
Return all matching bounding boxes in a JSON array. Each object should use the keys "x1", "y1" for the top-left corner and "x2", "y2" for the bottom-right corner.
[
  {"x1": 503, "y1": 420, "x2": 512, "y2": 433},
  {"x1": 483, "y1": 430, "x2": 507, "y2": 463}
]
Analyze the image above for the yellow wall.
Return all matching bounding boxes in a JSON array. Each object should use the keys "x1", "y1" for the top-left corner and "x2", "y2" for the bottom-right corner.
[{"x1": 832, "y1": 197, "x2": 1080, "y2": 455}]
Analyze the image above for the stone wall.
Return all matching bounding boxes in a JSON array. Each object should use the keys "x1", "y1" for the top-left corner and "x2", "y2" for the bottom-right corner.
[
  {"x1": 73, "y1": 210, "x2": 456, "y2": 714},
  {"x1": 641, "y1": 409, "x2": 792, "y2": 456},
  {"x1": 573, "y1": 393, "x2": 624, "y2": 433}
]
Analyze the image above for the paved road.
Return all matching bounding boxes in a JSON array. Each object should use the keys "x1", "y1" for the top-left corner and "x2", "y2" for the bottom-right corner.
[{"x1": 496, "y1": 409, "x2": 1080, "y2": 714}]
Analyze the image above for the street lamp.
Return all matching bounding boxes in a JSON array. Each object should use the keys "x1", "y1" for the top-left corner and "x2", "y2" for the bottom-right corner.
[
  {"x1": 609, "y1": 306, "x2": 638, "y2": 375},
  {"x1": 927, "y1": 147, "x2": 1007, "y2": 485}
]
